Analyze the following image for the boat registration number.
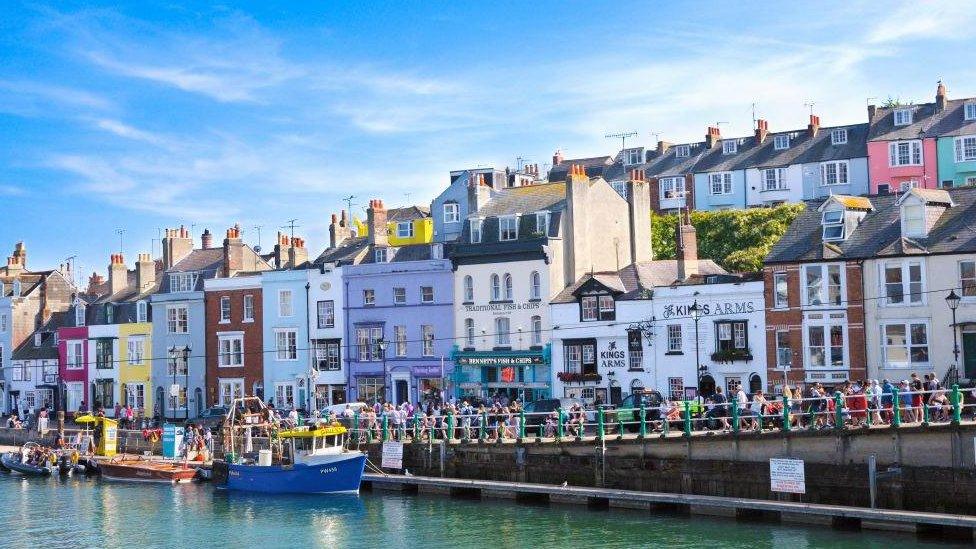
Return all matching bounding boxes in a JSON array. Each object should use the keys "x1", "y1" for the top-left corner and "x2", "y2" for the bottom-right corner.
[{"x1": 319, "y1": 467, "x2": 338, "y2": 475}]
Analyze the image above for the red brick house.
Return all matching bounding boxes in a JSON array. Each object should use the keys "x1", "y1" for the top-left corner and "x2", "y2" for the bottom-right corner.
[{"x1": 763, "y1": 195, "x2": 870, "y2": 391}]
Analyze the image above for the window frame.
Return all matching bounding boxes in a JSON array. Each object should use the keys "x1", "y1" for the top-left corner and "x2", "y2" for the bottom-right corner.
[
  {"x1": 714, "y1": 320, "x2": 748, "y2": 352},
  {"x1": 954, "y1": 135, "x2": 976, "y2": 163},
  {"x1": 166, "y1": 305, "x2": 188, "y2": 334},
  {"x1": 535, "y1": 211, "x2": 550, "y2": 235},
  {"x1": 243, "y1": 294, "x2": 254, "y2": 322},
  {"x1": 804, "y1": 320, "x2": 847, "y2": 370},
  {"x1": 219, "y1": 296, "x2": 231, "y2": 323},
  {"x1": 802, "y1": 263, "x2": 844, "y2": 307},
  {"x1": 762, "y1": 167, "x2": 786, "y2": 191},
  {"x1": 421, "y1": 286, "x2": 434, "y2": 303},
  {"x1": 421, "y1": 325, "x2": 434, "y2": 356},
  {"x1": 494, "y1": 317, "x2": 510, "y2": 346},
  {"x1": 667, "y1": 324, "x2": 682, "y2": 353},
  {"x1": 888, "y1": 140, "x2": 923, "y2": 167},
  {"x1": 463, "y1": 275, "x2": 474, "y2": 303},
  {"x1": 775, "y1": 330, "x2": 792, "y2": 369},
  {"x1": 820, "y1": 160, "x2": 850, "y2": 186},
  {"x1": 722, "y1": 140, "x2": 737, "y2": 155},
  {"x1": 443, "y1": 202, "x2": 460, "y2": 224},
  {"x1": 218, "y1": 333, "x2": 245, "y2": 368},
  {"x1": 394, "y1": 325, "x2": 407, "y2": 357},
  {"x1": 773, "y1": 272, "x2": 789, "y2": 309},
  {"x1": 659, "y1": 176, "x2": 685, "y2": 199},
  {"x1": 316, "y1": 300, "x2": 335, "y2": 329},
  {"x1": 773, "y1": 134, "x2": 790, "y2": 150},
  {"x1": 499, "y1": 215, "x2": 519, "y2": 241},
  {"x1": 530, "y1": 271, "x2": 542, "y2": 300},
  {"x1": 831, "y1": 128, "x2": 848, "y2": 145},
  {"x1": 880, "y1": 321, "x2": 930, "y2": 369},
  {"x1": 965, "y1": 103, "x2": 976, "y2": 121},
  {"x1": 709, "y1": 172, "x2": 733, "y2": 195},
  {"x1": 674, "y1": 145, "x2": 690, "y2": 158},
  {"x1": 397, "y1": 221, "x2": 414, "y2": 239},
  {"x1": 893, "y1": 108, "x2": 914, "y2": 126},
  {"x1": 274, "y1": 329, "x2": 298, "y2": 361},
  {"x1": 959, "y1": 260, "x2": 976, "y2": 298},
  {"x1": 363, "y1": 288, "x2": 375, "y2": 306},
  {"x1": 393, "y1": 287, "x2": 406, "y2": 305},
  {"x1": 470, "y1": 218, "x2": 483, "y2": 243},
  {"x1": 881, "y1": 260, "x2": 925, "y2": 306},
  {"x1": 278, "y1": 289, "x2": 293, "y2": 317}
]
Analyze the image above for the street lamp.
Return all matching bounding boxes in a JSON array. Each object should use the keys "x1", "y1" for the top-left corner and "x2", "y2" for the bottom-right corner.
[
  {"x1": 947, "y1": 290, "x2": 962, "y2": 377},
  {"x1": 689, "y1": 300, "x2": 702, "y2": 403},
  {"x1": 183, "y1": 345, "x2": 191, "y2": 421},
  {"x1": 377, "y1": 338, "x2": 388, "y2": 404}
]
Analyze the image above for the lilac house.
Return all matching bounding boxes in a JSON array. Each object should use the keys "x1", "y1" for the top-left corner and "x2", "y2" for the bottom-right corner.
[{"x1": 336, "y1": 200, "x2": 454, "y2": 405}]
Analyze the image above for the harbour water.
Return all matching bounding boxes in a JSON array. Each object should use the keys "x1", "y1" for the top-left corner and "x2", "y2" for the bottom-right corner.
[{"x1": 0, "y1": 473, "x2": 964, "y2": 548}]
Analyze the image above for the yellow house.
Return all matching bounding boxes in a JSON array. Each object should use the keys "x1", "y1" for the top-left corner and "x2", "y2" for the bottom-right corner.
[
  {"x1": 353, "y1": 205, "x2": 433, "y2": 246},
  {"x1": 118, "y1": 322, "x2": 152, "y2": 416}
]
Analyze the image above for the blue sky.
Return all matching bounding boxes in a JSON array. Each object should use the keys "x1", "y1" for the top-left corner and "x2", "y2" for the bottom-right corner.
[{"x1": 1, "y1": 1, "x2": 975, "y2": 278}]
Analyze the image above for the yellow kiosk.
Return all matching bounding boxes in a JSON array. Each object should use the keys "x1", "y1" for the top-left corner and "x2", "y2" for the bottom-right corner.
[{"x1": 75, "y1": 415, "x2": 118, "y2": 457}]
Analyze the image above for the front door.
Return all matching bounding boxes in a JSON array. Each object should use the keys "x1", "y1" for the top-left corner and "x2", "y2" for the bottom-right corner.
[
  {"x1": 609, "y1": 386, "x2": 622, "y2": 405},
  {"x1": 963, "y1": 332, "x2": 976, "y2": 380},
  {"x1": 394, "y1": 379, "x2": 409, "y2": 406}
]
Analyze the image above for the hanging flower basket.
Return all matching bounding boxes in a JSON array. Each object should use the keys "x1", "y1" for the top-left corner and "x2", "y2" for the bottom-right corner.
[
  {"x1": 557, "y1": 372, "x2": 603, "y2": 383},
  {"x1": 710, "y1": 348, "x2": 753, "y2": 362}
]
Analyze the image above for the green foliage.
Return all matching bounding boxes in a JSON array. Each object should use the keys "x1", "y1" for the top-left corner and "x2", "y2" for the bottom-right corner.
[
  {"x1": 881, "y1": 96, "x2": 903, "y2": 108},
  {"x1": 651, "y1": 204, "x2": 804, "y2": 272}
]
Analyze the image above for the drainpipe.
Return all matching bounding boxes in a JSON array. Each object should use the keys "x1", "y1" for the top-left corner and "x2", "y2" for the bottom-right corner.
[
  {"x1": 858, "y1": 259, "x2": 868, "y2": 381},
  {"x1": 305, "y1": 276, "x2": 312, "y2": 412},
  {"x1": 344, "y1": 278, "x2": 351, "y2": 402}
]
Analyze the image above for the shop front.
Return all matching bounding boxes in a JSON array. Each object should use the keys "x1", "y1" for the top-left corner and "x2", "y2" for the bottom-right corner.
[{"x1": 452, "y1": 348, "x2": 550, "y2": 403}]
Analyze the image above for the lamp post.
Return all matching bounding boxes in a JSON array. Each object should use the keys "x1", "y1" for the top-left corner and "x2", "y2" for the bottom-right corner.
[
  {"x1": 183, "y1": 345, "x2": 191, "y2": 421},
  {"x1": 947, "y1": 290, "x2": 962, "y2": 378},
  {"x1": 377, "y1": 338, "x2": 388, "y2": 404},
  {"x1": 689, "y1": 300, "x2": 702, "y2": 404}
]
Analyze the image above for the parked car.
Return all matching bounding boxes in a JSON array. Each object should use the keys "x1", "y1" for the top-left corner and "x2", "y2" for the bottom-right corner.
[
  {"x1": 191, "y1": 406, "x2": 228, "y2": 432},
  {"x1": 614, "y1": 390, "x2": 665, "y2": 432}
]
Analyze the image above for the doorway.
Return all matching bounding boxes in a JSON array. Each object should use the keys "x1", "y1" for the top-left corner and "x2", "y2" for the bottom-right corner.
[
  {"x1": 963, "y1": 331, "x2": 976, "y2": 380},
  {"x1": 394, "y1": 379, "x2": 409, "y2": 406}
]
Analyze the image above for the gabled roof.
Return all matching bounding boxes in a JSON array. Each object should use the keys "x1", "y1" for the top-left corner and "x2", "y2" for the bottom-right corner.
[
  {"x1": 547, "y1": 156, "x2": 613, "y2": 182},
  {"x1": 897, "y1": 187, "x2": 954, "y2": 207},
  {"x1": 552, "y1": 260, "x2": 729, "y2": 303},
  {"x1": 765, "y1": 186, "x2": 976, "y2": 264},
  {"x1": 474, "y1": 181, "x2": 566, "y2": 218},
  {"x1": 313, "y1": 237, "x2": 369, "y2": 266},
  {"x1": 819, "y1": 195, "x2": 874, "y2": 211}
]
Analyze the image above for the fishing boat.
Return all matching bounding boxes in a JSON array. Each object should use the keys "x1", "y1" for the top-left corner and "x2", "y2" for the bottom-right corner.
[
  {"x1": 1, "y1": 442, "x2": 56, "y2": 476},
  {"x1": 214, "y1": 397, "x2": 366, "y2": 494},
  {"x1": 99, "y1": 455, "x2": 197, "y2": 483}
]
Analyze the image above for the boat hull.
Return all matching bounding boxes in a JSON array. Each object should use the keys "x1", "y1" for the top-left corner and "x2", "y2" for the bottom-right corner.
[
  {"x1": 1, "y1": 453, "x2": 52, "y2": 476},
  {"x1": 225, "y1": 453, "x2": 366, "y2": 494},
  {"x1": 99, "y1": 461, "x2": 197, "y2": 483}
]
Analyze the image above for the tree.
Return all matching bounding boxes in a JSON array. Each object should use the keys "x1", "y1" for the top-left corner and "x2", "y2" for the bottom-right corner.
[{"x1": 651, "y1": 204, "x2": 804, "y2": 272}]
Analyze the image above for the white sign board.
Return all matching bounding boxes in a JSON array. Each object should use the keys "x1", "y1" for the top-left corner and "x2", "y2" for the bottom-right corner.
[
  {"x1": 769, "y1": 458, "x2": 805, "y2": 494},
  {"x1": 381, "y1": 441, "x2": 404, "y2": 469}
]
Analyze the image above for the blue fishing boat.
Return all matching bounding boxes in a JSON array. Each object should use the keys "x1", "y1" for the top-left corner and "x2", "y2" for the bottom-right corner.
[{"x1": 215, "y1": 397, "x2": 366, "y2": 494}]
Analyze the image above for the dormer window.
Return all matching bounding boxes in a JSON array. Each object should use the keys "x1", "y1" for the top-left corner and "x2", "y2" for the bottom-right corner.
[
  {"x1": 12, "y1": 279, "x2": 21, "y2": 297},
  {"x1": 105, "y1": 303, "x2": 114, "y2": 324},
  {"x1": 137, "y1": 300, "x2": 148, "y2": 323},
  {"x1": 34, "y1": 332, "x2": 42, "y2": 347},
  {"x1": 966, "y1": 103, "x2": 976, "y2": 121},
  {"x1": 374, "y1": 247, "x2": 388, "y2": 263},
  {"x1": 722, "y1": 140, "x2": 737, "y2": 155},
  {"x1": 581, "y1": 293, "x2": 615, "y2": 322},
  {"x1": 831, "y1": 129, "x2": 848, "y2": 145},
  {"x1": 821, "y1": 210, "x2": 846, "y2": 241},
  {"x1": 674, "y1": 145, "x2": 690, "y2": 158},
  {"x1": 534, "y1": 211, "x2": 550, "y2": 235},
  {"x1": 902, "y1": 204, "x2": 925, "y2": 237},
  {"x1": 773, "y1": 135, "x2": 790, "y2": 150},
  {"x1": 169, "y1": 272, "x2": 197, "y2": 293},
  {"x1": 499, "y1": 215, "x2": 519, "y2": 241},
  {"x1": 74, "y1": 299, "x2": 86, "y2": 327},
  {"x1": 894, "y1": 108, "x2": 914, "y2": 126},
  {"x1": 396, "y1": 222, "x2": 414, "y2": 239},
  {"x1": 624, "y1": 148, "x2": 642, "y2": 165},
  {"x1": 470, "y1": 219, "x2": 483, "y2": 243}
]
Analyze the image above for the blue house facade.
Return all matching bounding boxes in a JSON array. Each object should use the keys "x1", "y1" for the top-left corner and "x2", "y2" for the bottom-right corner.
[{"x1": 261, "y1": 268, "x2": 313, "y2": 411}]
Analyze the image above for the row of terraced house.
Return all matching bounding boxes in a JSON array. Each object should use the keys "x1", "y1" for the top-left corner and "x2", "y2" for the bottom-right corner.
[{"x1": 1, "y1": 81, "x2": 975, "y2": 418}]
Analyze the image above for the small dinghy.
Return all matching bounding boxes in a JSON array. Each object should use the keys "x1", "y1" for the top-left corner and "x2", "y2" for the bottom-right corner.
[{"x1": 99, "y1": 455, "x2": 197, "y2": 484}]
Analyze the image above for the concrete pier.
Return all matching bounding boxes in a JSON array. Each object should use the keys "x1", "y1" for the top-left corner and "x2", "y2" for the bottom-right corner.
[{"x1": 363, "y1": 473, "x2": 976, "y2": 541}]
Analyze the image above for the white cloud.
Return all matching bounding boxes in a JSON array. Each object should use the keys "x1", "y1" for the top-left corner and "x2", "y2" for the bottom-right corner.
[
  {"x1": 93, "y1": 119, "x2": 165, "y2": 145},
  {"x1": 868, "y1": 1, "x2": 976, "y2": 44}
]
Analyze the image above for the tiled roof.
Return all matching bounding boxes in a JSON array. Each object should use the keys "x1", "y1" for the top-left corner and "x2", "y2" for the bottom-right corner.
[
  {"x1": 474, "y1": 182, "x2": 566, "y2": 218},
  {"x1": 552, "y1": 260, "x2": 728, "y2": 303},
  {"x1": 313, "y1": 237, "x2": 369, "y2": 266},
  {"x1": 548, "y1": 156, "x2": 613, "y2": 182},
  {"x1": 902, "y1": 187, "x2": 953, "y2": 206},
  {"x1": 169, "y1": 248, "x2": 224, "y2": 273},
  {"x1": 387, "y1": 206, "x2": 431, "y2": 223},
  {"x1": 361, "y1": 243, "x2": 435, "y2": 264},
  {"x1": 829, "y1": 195, "x2": 874, "y2": 210},
  {"x1": 765, "y1": 186, "x2": 976, "y2": 264},
  {"x1": 868, "y1": 98, "x2": 976, "y2": 141},
  {"x1": 12, "y1": 312, "x2": 68, "y2": 361}
]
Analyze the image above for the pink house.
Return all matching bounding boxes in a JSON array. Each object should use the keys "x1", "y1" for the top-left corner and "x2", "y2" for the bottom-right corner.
[
  {"x1": 866, "y1": 83, "x2": 950, "y2": 193},
  {"x1": 57, "y1": 325, "x2": 89, "y2": 412}
]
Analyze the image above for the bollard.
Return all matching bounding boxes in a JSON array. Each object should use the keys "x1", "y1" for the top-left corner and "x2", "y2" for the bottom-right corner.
[
  {"x1": 519, "y1": 409, "x2": 526, "y2": 440},
  {"x1": 557, "y1": 408, "x2": 565, "y2": 439},
  {"x1": 683, "y1": 401, "x2": 692, "y2": 437},
  {"x1": 952, "y1": 384, "x2": 962, "y2": 425},
  {"x1": 731, "y1": 399, "x2": 740, "y2": 434},
  {"x1": 892, "y1": 388, "x2": 901, "y2": 428},
  {"x1": 480, "y1": 412, "x2": 487, "y2": 441},
  {"x1": 781, "y1": 395, "x2": 790, "y2": 433},
  {"x1": 447, "y1": 413, "x2": 455, "y2": 443},
  {"x1": 597, "y1": 408, "x2": 605, "y2": 441},
  {"x1": 834, "y1": 392, "x2": 843, "y2": 430},
  {"x1": 382, "y1": 414, "x2": 389, "y2": 442},
  {"x1": 639, "y1": 403, "x2": 647, "y2": 438}
]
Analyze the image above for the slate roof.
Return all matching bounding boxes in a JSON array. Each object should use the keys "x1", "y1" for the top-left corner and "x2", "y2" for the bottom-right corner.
[
  {"x1": 551, "y1": 260, "x2": 729, "y2": 303},
  {"x1": 868, "y1": 98, "x2": 976, "y2": 141},
  {"x1": 475, "y1": 182, "x2": 566, "y2": 218},
  {"x1": 0, "y1": 272, "x2": 47, "y2": 297},
  {"x1": 641, "y1": 142, "x2": 710, "y2": 178},
  {"x1": 313, "y1": 237, "x2": 369, "y2": 266},
  {"x1": 765, "y1": 186, "x2": 976, "y2": 264},
  {"x1": 387, "y1": 206, "x2": 431, "y2": 223},
  {"x1": 360, "y1": 243, "x2": 437, "y2": 264},
  {"x1": 547, "y1": 156, "x2": 613, "y2": 182},
  {"x1": 12, "y1": 312, "x2": 67, "y2": 361}
]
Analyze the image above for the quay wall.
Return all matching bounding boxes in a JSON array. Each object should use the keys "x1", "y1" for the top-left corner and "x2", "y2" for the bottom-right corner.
[{"x1": 362, "y1": 424, "x2": 976, "y2": 515}]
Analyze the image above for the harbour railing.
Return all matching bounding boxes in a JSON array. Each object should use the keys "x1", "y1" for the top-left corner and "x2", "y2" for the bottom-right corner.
[{"x1": 343, "y1": 385, "x2": 971, "y2": 445}]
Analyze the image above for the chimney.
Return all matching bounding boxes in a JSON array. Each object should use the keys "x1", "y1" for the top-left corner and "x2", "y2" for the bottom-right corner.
[
  {"x1": 656, "y1": 141, "x2": 673, "y2": 155},
  {"x1": 222, "y1": 226, "x2": 244, "y2": 277},
  {"x1": 936, "y1": 80, "x2": 948, "y2": 112},
  {"x1": 288, "y1": 236, "x2": 308, "y2": 268},
  {"x1": 676, "y1": 210, "x2": 699, "y2": 281},
  {"x1": 136, "y1": 253, "x2": 155, "y2": 290},
  {"x1": 87, "y1": 272, "x2": 105, "y2": 295},
  {"x1": 328, "y1": 212, "x2": 351, "y2": 248},
  {"x1": 109, "y1": 253, "x2": 127, "y2": 295},
  {"x1": 11, "y1": 241, "x2": 26, "y2": 270},
  {"x1": 162, "y1": 226, "x2": 193, "y2": 269},
  {"x1": 552, "y1": 149, "x2": 564, "y2": 166},
  {"x1": 201, "y1": 229, "x2": 214, "y2": 249},
  {"x1": 627, "y1": 169, "x2": 652, "y2": 264},
  {"x1": 568, "y1": 163, "x2": 588, "y2": 182},
  {"x1": 705, "y1": 126, "x2": 722, "y2": 149},
  {"x1": 273, "y1": 232, "x2": 290, "y2": 269},
  {"x1": 807, "y1": 115, "x2": 821, "y2": 138},
  {"x1": 867, "y1": 104, "x2": 877, "y2": 121},
  {"x1": 467, "y1": 174, "x2": 491, "y2": 215},
  {"x1": 366, "y1": 199, "x2": 389, "y2": 248},
  {"x1": 754, "y1": 119, "x2": 769, "y2": 144},
  {"x1": 565, "y1": 164, "x2": 593, "y2": 281}
]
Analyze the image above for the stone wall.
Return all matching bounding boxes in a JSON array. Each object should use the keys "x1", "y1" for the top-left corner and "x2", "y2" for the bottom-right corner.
[{"x1": 363, "y1": 423, "x2": 976, "y2": 514}]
